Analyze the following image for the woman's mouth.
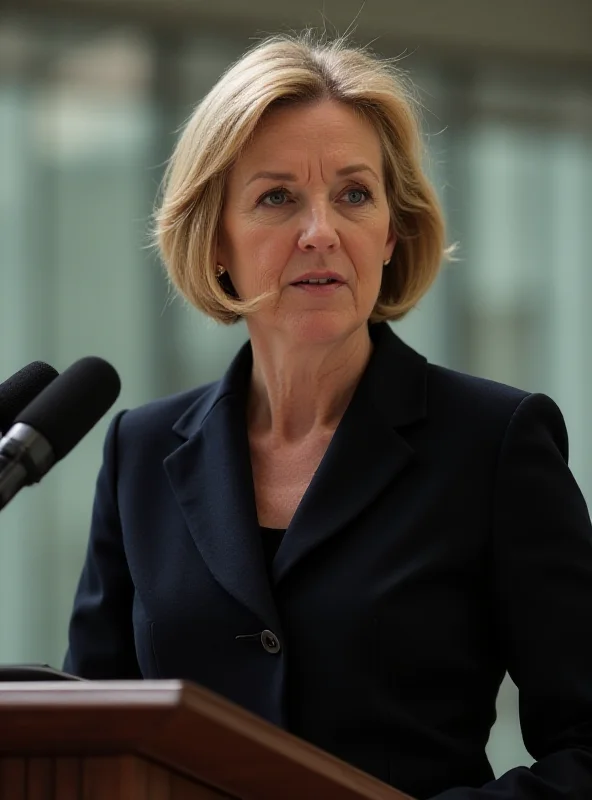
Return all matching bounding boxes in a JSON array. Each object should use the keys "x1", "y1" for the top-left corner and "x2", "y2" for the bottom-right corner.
[
  {"x1": 290, "y1": 276, "x2": 345, "y2": 293},
  {"x1": 291, "y1": 279, "x2": 344, "y2": 293}
]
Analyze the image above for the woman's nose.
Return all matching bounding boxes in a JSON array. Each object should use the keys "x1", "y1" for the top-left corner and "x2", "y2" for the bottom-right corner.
[{"x1": 297, "y1": 206, "x2": 340, "y2": 253}]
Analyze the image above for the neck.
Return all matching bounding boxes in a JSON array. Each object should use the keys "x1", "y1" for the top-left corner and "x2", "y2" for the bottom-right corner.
[{"x1": 247, "y1": 324, "x2": 373, "y2": 443}]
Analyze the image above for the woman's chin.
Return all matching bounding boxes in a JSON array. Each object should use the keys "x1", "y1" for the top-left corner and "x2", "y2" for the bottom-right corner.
[{"x1": 276, "y1": 311, "x2": 366, "y2": 346}]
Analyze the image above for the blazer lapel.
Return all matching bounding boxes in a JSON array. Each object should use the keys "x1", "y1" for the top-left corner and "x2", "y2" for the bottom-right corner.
[
  {"x1": 164, "y1": 343, "x2": 281, "y2": 632},
  {"x1": 272, "y1": 323, "x2": 428, "y2": 584},
  {"x1": 164, "y1": 323, "x2": 427, "y2": 616}
]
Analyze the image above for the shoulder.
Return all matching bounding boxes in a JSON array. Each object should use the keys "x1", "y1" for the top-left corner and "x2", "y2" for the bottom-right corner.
[
  {"x1": 375, "y1": 323, "x2": 546, "y2": 435},
  {"x1": 115, "y1": 380, "x2": 220, "y2": 443},
  {"x1": 427, "y1": 362, "x2": 528, "y2": 416},
  {"x1": 425, "y1": 362, "x2": 568, "y2": 457}
]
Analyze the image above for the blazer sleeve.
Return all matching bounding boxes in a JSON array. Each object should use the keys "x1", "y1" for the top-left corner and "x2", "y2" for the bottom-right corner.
[
  {"x1": 63, "y1": 410, "x2": 141, "y2": 679},
  {"x1": 432, "y1": 392, "x2": 592, "y2": 799}
]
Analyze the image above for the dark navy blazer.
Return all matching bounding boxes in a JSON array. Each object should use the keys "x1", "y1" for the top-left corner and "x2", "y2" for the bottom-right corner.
[{"x1": 64, "y1": 322, "x2": 592, "y2": 799}]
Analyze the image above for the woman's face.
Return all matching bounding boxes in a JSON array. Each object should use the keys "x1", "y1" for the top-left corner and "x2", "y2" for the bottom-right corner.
[{"x1": 218, "y1": 99, "x2": 396, "y2": 345}]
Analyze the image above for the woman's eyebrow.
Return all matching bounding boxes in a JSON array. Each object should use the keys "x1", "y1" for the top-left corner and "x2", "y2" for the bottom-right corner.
[
  {"x1": 245, "y1": 163, "x2": 380, "y2": 186},
  {"x1": 246, "y1": 170, "x2": 297, "y2": 185},
  {"x1": 336, "y1": 164, "x2": 380, "y2": 182}
]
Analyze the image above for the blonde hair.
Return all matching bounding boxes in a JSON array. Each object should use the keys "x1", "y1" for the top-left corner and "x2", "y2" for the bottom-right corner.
[{"x1": 155, "y1": 32, "x2": 453, "y2": 324}]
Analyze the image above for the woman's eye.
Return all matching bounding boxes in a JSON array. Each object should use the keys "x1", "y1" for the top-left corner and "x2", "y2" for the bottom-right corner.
[
  {"x1": 344, "y1": 188, "x2": 369, "y2": 204},
  {"x1": 261, "y1": 189, "x2": 288, "y2": 206},
  {"x1": 259, "y1": 186, "x2": 371, "y2": 207}
]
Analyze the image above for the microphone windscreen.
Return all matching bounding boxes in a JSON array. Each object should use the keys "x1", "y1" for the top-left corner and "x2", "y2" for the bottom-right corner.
[
  {"x1": 0, "y1": 362, "x2": 59, "y2": 432},
  {"x1": 15, "y1": 356, "x2": 121, "y2": 460}
]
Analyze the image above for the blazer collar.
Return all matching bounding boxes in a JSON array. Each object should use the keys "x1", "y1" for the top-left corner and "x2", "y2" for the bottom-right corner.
[
  {"x1": 165, "y1": 323, "x2": 427, "y2": 627},
  {"x1": 173, "y1": 322, "x2": 427, "y2": 440}
]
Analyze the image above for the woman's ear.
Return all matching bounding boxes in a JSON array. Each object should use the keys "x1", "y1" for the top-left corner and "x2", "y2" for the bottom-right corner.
[{"x1": 384, "y1": 224, "x2": 397, "y2": 264}]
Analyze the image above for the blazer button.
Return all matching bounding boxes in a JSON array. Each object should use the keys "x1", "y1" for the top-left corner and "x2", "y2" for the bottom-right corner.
[{"x1": 261, "y1": 630, "x2": 281, "y2": 654}]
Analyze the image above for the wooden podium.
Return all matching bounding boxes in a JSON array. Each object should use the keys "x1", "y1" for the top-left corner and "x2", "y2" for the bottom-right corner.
[{"x1": 0, "y1": 680, "x2": 413, "y2": 799}]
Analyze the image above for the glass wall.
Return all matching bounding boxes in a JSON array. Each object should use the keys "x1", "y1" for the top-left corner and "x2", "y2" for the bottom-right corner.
[{"x1": 1, "y1": 13, "x2": 591, "y2": 776}]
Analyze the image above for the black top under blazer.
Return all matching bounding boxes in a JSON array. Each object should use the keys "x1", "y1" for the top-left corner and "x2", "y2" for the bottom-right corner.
[{"x1": 64, "y1": 322, "x2": 592, "y2": 799}]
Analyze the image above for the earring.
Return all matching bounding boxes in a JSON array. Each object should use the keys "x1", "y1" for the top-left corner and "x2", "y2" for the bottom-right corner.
[
  {"x1": 383, "y1": 259, "x2": 390, "y2": 266},
  {"x1": 216, "y1": 265, "x2": 226, "y2": 277}
]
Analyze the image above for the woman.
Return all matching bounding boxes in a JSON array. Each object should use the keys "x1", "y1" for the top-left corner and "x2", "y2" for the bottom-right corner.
[{"x1": 64, "y1": 33, "x2": 592, "y2": 798}]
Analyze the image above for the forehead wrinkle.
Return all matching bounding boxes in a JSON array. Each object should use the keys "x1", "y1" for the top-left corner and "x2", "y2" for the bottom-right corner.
[
  {"x1": 303, "y1": 157, "x2": 312, "y2": 185},
  {"x1": 238, "y1": 131, "x2": 382, "y2": 190}
]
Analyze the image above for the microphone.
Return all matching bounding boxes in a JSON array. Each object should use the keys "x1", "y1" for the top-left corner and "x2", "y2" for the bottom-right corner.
[
  {"x1": 0, "y1": 356, "x2": 121, "y2": 512},
  {"x1": 0, "y1": 362, "x2": 59, "y2": 434}
]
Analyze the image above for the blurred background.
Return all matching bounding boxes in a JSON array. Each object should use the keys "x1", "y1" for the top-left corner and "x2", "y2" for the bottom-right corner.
[{"x1": 1, "y1": 0, "x2": 591, "y2": 779}]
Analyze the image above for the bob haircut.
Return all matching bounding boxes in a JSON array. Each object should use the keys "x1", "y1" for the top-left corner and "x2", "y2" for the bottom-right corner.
[{"x1": 155, "y1": 32, "x2": 453, "y2": 324}]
